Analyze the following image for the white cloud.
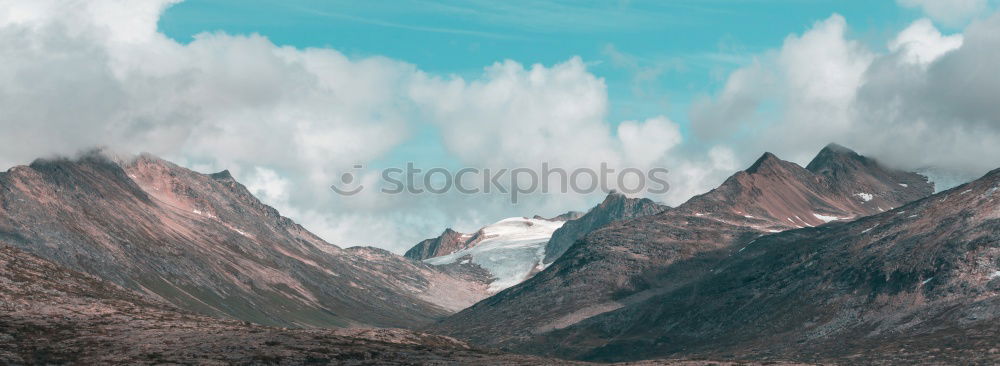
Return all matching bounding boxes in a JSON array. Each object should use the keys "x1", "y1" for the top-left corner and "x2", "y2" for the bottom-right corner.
[
  {"x1": 690, "y1": 14, "x2": 874, "y2": 164},
  {"x1": 411, "y1": 57, "x2": 620, "y2": 169},
  {"x1": 617, "y1": 116, "x2": 682, "y2": 168},
  {"x1": 1, "y1": 0, "x2": 733, "y2": 252},
  {"x1": 897, "y1": 0, "x2": 988, "y2": 26},
  {"x1": 889, "y1": 18, "x2": 964, "y2": 65},
  {"x1": 691, "y1": 13, "x2": 1000, "y2": 189}
]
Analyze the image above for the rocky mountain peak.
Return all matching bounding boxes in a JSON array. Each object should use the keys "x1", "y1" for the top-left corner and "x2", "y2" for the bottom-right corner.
[
  {"x1": 403, "y1": 227, "x2": 481, "y2": 261},
  {"x1": 542, "y1": 191, "x2": 668, "y2": 264},
  {"x1": 533, "y1": 211, "x2": 584, "y2": 222},
  {"x1": 210, "y1": 169, "x2": 234, "y2": 180},
  {"x1": 806, "y1": 143, "x2": 870, "y2": 175},
  {"x1": 744, "y1": 152, "x2": 796, "y2": 175}
]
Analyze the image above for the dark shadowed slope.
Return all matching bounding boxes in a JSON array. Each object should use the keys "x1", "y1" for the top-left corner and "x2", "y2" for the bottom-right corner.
[
  {"x1": 429, "y1": 144, "x2": 934, "y2": 351},
  {"x1": 0, "y1": 152, "x2": 490, "y2": 329},
  {"x1": 529, "y1": 166, "x2": 1000, "y2": 364},
  {"x1": 543, "y1": 191, "x2": 668, "y2": 264}
]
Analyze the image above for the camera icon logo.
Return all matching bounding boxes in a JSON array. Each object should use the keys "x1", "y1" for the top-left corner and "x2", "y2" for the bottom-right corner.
[{"x1": 330, "y1": 164, "x2": 364, "y2": 196}]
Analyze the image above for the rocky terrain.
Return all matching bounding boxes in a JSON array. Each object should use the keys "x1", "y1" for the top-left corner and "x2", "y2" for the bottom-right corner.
[
  {"x1": 0, "y1": 244, "x2": 577, "y2": 365},
  {"x1": 0, "y1": 151, "x2": 491, "y2": 329},
  {"x1": 428, "y1": 144, "x2": 939, "y2": 356},
  {"x1": 543, "y1": 191, "x2": 668, "y2": 265},
  {"x1": 526, "y1": 165, "x2": 1000, "y2": 364},
  {"x1": 0, "y1": 242, "x2": 823, "y2": 365}
]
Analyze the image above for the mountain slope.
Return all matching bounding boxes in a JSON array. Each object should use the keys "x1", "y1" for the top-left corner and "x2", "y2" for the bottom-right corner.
[
  {"x1": 429, "y1": 144, "x2": 934, "y2": 350},
  {"x1": 528, "y1": 167, "x2": 1000, "y2": 364},
  {"x1": 543, "y1": 191, "x2": 668, "y2": 264},
  {"x1": 0, "y1": 152, "x2": 489, "y2": 328},
  {"x1": 0, "y1": 243, "x2": 579, "y2": 365}
]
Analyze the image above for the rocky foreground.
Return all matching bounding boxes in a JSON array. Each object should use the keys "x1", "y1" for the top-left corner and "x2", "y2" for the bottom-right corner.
[{"x1": 0, "y1": 244, "x2": 823, "y2": 365}]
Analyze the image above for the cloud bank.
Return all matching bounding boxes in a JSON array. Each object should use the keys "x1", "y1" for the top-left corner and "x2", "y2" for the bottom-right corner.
[{"x1": 690, "y1": 13, "x2": 1000, "y2": 186}]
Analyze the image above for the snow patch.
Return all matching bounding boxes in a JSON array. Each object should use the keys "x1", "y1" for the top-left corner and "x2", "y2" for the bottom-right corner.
[
  {"x1": 990, "y1": 271, "x2": 1000, "y2": 280},
  {"x1": 861, "y1": 225, "x2": 878, "y2": 234},
  {"x1": 922, "y1": 277, "x2": 934, "y2": 285},
  {"x1": 424, "y1": 217, "x2": 564, "y2": 292},
  {"x1": 812, "y1": 213, "x2": 843, "y2": 223},
  {"x1": 855, "y1": 193, "x2": 874, "y2": 202},
  {"x1": 899, "y1": 183, "x2": 908, "y2": 187},
  {"x1": 232, "y1": 228, "x2": 252, "y2": 238}
]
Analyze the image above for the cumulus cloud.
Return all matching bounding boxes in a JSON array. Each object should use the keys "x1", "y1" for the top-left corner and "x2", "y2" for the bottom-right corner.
[
  {"x1": 410, "y1": 58, "x2": 620, "y2": 169},
  {"x1": 1, "y1": 0, "x2": 733, "y2": 252},
  {"x1": 691, "y1": 15, "x2": 873, "y2": 163},
  {"x1": 856, "y1": 13, "x2": 1000, "y2": 176},
  {"x1": 0, "y1": 0, "x2": 426, "y2": 250},
  {"x1": 889, "y1": 18, "x2": 964, "y2": 65},
  {"x1": 617, "y1": 116, "x2": 683, "y2": 168},
  {"x1": 690, "y1": 13, "x2": 1000, "y2": 188},
  {"x1": 897, "y1": 0, "x2": 988, "y2": 26}
]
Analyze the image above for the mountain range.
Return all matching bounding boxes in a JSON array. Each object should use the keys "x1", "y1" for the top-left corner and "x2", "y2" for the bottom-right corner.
[{"x1": 2, "y1": 144, "x2": 997, "y2": 364}]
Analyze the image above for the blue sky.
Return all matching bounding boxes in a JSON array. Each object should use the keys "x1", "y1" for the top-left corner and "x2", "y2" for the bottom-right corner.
[{"x1": 158, "y1": 0, "x2": 921, "y2": 166}]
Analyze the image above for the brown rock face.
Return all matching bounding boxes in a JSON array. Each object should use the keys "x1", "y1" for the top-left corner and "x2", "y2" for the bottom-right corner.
[
  {"x1": 405, "y1": 228, "x2": 484, "y2": 261},
  {"x1": 428, "y1": 144, "x2": 938, "y2": 357},
  {"x1": 543, "y1": 191, "x2": 668, "y2": 265},
  {"x1": 0, "y1": 151, "x2": 489, "y2": 328}
]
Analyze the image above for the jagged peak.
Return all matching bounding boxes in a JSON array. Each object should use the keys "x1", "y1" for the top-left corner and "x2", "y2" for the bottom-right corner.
[
  {"x1": 29, "y1": 148, "x2": 117, "y2": 169},
  {"x1": 440, "y1": 227, "x2": 466, "y2": 237},
  {"x1": 820, "y1": 142, "x2": 854, "y2": 154},
  {"x1": 601, "y1": 190, "x2": 627, "y2": 203},
  {"x1": 547, "y1": 211, "x2": 584, "y2": 221},
  {"x1": 210, "y1": 169, "x2": 234, "y2": 180},
  {"x1": 806, "y1": 143, "x2": 869, "y2": 173},
  {"x1": 745, "y1": 152, "x2": 790, "y2": 174}
]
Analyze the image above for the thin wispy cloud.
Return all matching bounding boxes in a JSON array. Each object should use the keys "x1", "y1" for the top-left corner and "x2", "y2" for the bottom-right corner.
[{"x1": 275, "y1": 2, "x2": 524, "y2": 40}]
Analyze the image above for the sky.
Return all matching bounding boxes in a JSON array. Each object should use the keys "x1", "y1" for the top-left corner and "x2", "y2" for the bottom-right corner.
[{"x1": 1, "y1": 0, "x2": 999, "y2": 252}]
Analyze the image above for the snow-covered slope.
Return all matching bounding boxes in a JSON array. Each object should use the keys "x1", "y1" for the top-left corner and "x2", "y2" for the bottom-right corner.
[{"x1": 424, "y1": 217, "x2": 565, "y2": 292}]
